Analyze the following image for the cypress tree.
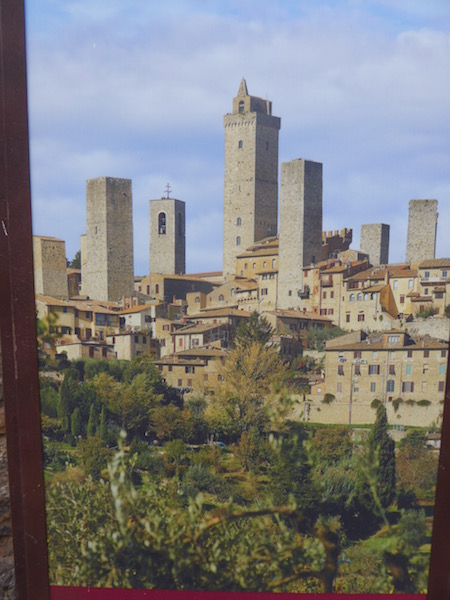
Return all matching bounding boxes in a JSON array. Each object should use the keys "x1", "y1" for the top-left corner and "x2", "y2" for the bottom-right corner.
[
  {"x1": 99, "y1": 406, "x2": 107, "y2": 442},
  {"x1": 87, "y1": 404, "x2": 96, "y2": 437},
  {"x1": 71, "y1": 407, "x2": 82, "y2": 438},
  {"x1": 369, "y1": 404, "x2": 396, "y2": 508}
]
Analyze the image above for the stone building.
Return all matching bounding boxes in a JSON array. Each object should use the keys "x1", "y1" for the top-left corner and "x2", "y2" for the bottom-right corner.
[
  {"x1": 149, "y1": 191, "x2": 185, "y2": 275},
  {"x1": 278, "y1": 159, "x2": 323, "y2": 309},
  {"x1": 360, "y1": 223, "x2": 390, "y2": 266},
  {"x1": 406, "y1": 199, "x2": 438, "y2": 264},
  {"x1": 81, "y1": 176, "x2": 134, "y2": 302},
  {"x1": 223, "y1": 79, "x2": 281, "y2": 277},
  {"x1": 33, "y1": 235, "x2": 68, "y2": 298},
  {"x1": 321, "y1": 330, "x2": 447, "y2": 427}
]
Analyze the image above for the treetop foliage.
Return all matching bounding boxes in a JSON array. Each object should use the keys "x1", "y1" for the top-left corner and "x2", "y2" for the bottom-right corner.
[{"x1": 233, "y1": 311, "x2": 273, "y2": 348}]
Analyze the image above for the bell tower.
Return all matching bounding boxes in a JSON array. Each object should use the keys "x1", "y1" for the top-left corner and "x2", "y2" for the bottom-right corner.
[{"x1": 222, "y1": 79, "x2": 281, "y2": 277}]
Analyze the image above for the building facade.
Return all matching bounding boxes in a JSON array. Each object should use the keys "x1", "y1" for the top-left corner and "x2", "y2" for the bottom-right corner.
[
  {"x1": 82, "y1": 177, "x2": 134, "y2": 302},
  {"x1": 223, "y1": 79, "x2": 281, "y2": 277}
]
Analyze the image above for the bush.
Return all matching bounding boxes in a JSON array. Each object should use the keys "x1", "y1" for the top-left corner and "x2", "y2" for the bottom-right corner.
[
  {"x1": 371, "y1": 399, "x2": 382, "y2": 410},
  {"x1": 322, "y1": 393, "x2": 335, "y2": 405},
  {"x1": 417, "y1": 399, "x2": 431, "y2": 407},
  {"x1": 397, "y1": 509, "x2": 427, "y2": 549},
  {"x1": 392, "y1": 398, "x2": 403, "y2": 412}
]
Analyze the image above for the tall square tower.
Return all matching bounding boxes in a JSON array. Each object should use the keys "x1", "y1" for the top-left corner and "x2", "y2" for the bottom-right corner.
[
  {"x1": 360, "y1": 223, "x2": 390, "y2": 266},
  {"x1": 81, "y1": 176, "x2": 134, "y2": 302},
  {"x1": 222, "y1": 79, "x2": 281, "y2": 277},
  {"x1": 149, "y1": 193, "x2": 186, "y2": 275},
  {"x1": 406, "y1": 199, "x2": 438, "y2": 264},
  {"x1": 33, "y1": 235, "x2": 69, "y2": 299},
  {"x1": 278, "y1": 159, "x2": 323, "y2": 310}
]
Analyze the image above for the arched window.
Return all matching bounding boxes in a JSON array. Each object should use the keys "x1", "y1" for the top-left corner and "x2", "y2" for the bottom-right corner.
[
  {"x1": 253, "y1": 262, "x2": 256, "y2": 269},
  {"x1": 238, "y1": 140, "x2": 243, "y2": 149},
  {"x1": 238, "y1": 100, "x2": 244, "y2": 113},
  {"x1": 263, "y1": 261, "x2": 267, "y2": 268},
  {"x1": 236, "y1": 217, "x2": 241, "y2": 226},
  {"x1": 155, "y1": 284, "x2": 159, "y2": 294},
  {"x1": 357, "y1": 293, "x2": 362, "y2": 301},
  {"x1": 349, "y1": 293, "x2": 355, "y2": 302},
  {"x1": 158, "y1": 212, "x2": 166, "y2": 235},
  {"x1": 272, "y1": 259, "x2": 276, "y2": 269},
  {"x1": 244, "y1": 263, "x2": 248, "y2": 270},
  {"x1": 236, "y1": 236, "x2": 241, "y2": 246},
  {"x1": 386, "y1": 380, "x2": 395, "y2": 392},
  {"x1": 219, "y1": 294, "x2": 225, "y2": 302}
]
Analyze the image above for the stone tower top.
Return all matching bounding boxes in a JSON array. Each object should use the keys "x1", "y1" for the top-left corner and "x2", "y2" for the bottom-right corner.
[
  {"x1": 231, "y1": 78, "x2": 272, "y2": 116},
  {"x1": 237, "y1": 77, "x2": 248, "y2": 96}
]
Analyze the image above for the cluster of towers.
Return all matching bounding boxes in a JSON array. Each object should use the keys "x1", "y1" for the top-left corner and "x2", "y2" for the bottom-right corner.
[{"x1": 78, "y1": 79, "x2": 438, "y2": 305}]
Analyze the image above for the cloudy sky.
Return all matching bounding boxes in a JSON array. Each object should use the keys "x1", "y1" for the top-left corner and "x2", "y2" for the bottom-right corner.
[{"x1": 26, "y1": 0, "x2": 450, "y2": 276}]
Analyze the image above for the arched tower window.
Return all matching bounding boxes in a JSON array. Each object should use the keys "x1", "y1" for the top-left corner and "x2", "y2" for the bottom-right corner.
[
  {"x1": 158, "y1": 212, "x2": 166, "y2": 235},
  {"x1": 238, "y1": 140, "x2": 243, "y2": 149},
  {"x1": 219, "y1": 294, "x2": 225, "y2": 302},
  {"x1": 236, "y1": 217, "x2": 241, "y2": 226},
  {"x1": 238, "y1": 100, "x2": 244, "y2": 114},
  {"x1": 236, "y1": 236, "x2": 241, "y2": 246}
]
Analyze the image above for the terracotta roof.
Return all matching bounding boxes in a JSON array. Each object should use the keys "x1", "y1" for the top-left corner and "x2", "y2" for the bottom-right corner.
[
  {"x1": 266, "y1": 309, "x2": 332, "y2": 322},
  {"x1": 189, "y1": 308, "x2": 252, "y2": 319},
  {"x1": 174, "y1": 322, "x2": 229, "y2": 335},
  {"x1": 118, "y1": 302, "x2": 162, "y2": 315},
  {"x1": 419, "y1": 258, "x2": 450, "y2": 268}
]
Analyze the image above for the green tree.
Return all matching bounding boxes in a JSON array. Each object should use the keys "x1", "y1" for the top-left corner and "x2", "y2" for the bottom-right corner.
[
  {"x1": 269, "y1": 423, "x2": 318, "y2": 518},
  {"x1": 77, "y1": 436, "x2": 111, "y2": 480},
  {"x1": 70, "y1": 407, "x2": 82, "y2": 438},
  {"x1": 311, "y1": 426, "x2": 353, "y2": 466},
  {"x1": 68, "y1": 250, "x2": 81, "y2": 269},
  {"x1": 233, "y1": 311, "x2": 273, "y2": 348},
  {"x1": 211, "y1": 341, "x2": 285, "y2": 435},
  {"x1": 98, "y1": 406, "x2": 107, "y2": 442},
  {"x1": 368, "y1": 404, "x2": 396, "y2": 508},
  {"x1": 306, "y1": 326, "x2": 346, "y2": 350},
  {"x1": 87, "y1": 404, "x2": 96, "y2": 437}
]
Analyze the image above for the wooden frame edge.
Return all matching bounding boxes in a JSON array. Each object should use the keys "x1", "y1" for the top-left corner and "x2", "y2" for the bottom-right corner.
[{"x1": 0, "y1": 0, "x2": 50, "y2": 597}]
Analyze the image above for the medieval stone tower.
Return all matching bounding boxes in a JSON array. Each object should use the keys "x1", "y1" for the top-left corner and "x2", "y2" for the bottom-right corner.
[
  {"x1": 278, "y1": 159, "x2": 323, "y2": 309},
  {"x1": 33, "y1": 235, "x2": 69, "y2": 299},
  {"x1": 406, "y1": 199, "x2": 438, "y2": 264},
  {"x1": 222, "y1": 79, "x2": 281, "y2": 277},
  {"x1": 360, "y1": 223, "x2": 390, "y2": 266},
  {"x1": 149, "y1": 187, "x2": 186, "y2": 275},
  {"x1": 81, "y1": 176, "x2": 134, "y2": 302}
]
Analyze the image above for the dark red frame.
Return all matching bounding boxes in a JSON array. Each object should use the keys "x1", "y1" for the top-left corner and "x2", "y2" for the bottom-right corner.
[{"x1": 0, "y1": 0, "x2": 449, "y2": 598}]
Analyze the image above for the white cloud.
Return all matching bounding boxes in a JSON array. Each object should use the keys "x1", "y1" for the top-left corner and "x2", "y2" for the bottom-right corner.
[{"x1": 26, "y1": 1, "x2": 450, "y2": 275}]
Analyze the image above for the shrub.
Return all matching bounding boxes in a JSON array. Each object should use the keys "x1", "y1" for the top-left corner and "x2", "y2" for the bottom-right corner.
[
  {"x1": 417, "y1": 399, "x2": 431, "y2": 407},
  {"x1": 392, "y1": 397, "x2": 403, "y2": 412},
  {"x1": 322, "y1": 393, "x2": 335, "y2": 405},
  {"x1": 397, "y1": 509, "x2": 427, "y2": 550},
  {"x1": 371, "y1": 399, "x2": 382, "y2": 410}
]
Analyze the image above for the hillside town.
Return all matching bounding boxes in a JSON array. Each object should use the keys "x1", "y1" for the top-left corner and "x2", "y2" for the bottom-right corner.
[{"x1": 34, "y1": 79, "x2": 449, "y2": 429}]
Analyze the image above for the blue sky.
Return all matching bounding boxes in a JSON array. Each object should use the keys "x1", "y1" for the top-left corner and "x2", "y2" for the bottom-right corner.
[{"x1": 26, "y1": 1, "x2": 450, "y2": 275}]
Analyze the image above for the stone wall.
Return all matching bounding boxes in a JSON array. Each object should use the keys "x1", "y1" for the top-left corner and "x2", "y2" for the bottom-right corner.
[
  {"x1": 149, "y1": 198, "x2": 186, "y2": 275},
  {"x1": 360, "y1": 223, "x2": 390, "y2": 266},
  {"x1": 406, "y1": 199, "x2": 438, "y2": 264},
  {"x1": 82, "y1": 177, "x2": 134, "y2": 302},
  {"x1": 0, "y1": 347, "x2": 16, "y2": 599},
  {"x1": 33, "y1": 236, "x2": 68, "y2": 299},
  {"x1": 278, "y1": 158, "x2": 323, "y2": 309}
]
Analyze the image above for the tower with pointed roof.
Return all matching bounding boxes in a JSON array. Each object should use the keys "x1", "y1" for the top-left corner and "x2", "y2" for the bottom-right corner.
[{"x1": 222, "y1": 79, "x2": 281, "y2": 277}]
